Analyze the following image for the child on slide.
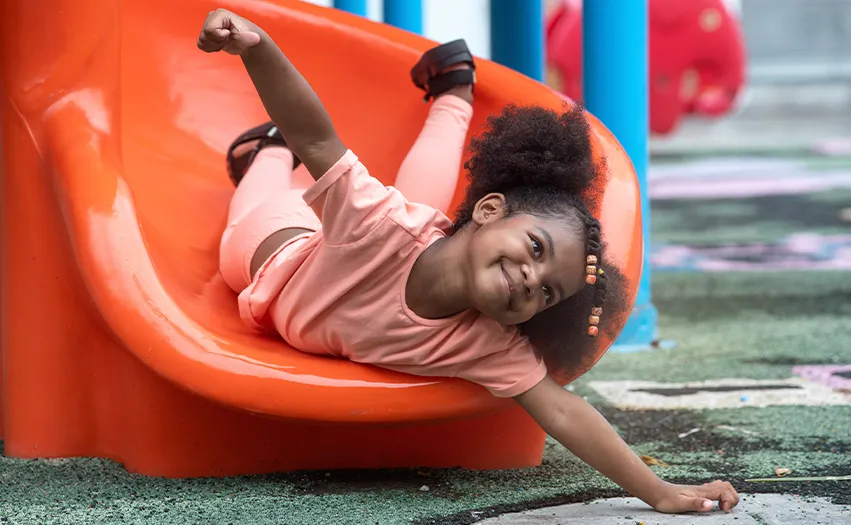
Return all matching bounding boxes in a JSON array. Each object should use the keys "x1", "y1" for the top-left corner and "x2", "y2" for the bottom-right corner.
[{"x1": 198, "y1": 8, "x2": 739, "y2": 515}]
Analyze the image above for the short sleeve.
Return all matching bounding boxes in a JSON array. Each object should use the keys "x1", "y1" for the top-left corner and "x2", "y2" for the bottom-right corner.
[
  {"x1": 454, "y1": 339, "x2": 548, "y2": 398},
  {"x1": 302, "y1": 150, "x2": 402, "y2": 246}
]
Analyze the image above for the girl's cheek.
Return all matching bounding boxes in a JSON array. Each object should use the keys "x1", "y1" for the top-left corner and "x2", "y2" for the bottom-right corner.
[{"x1": 503, "y1": 235, "x2": 528, "y2": 260}]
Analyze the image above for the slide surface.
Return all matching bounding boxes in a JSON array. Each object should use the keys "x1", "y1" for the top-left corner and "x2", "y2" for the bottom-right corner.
[{"x1": 0, "y1": 0, "x2": 641, "y2": 475}]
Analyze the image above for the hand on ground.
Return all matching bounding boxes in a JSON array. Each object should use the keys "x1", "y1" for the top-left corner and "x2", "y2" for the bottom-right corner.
[{"x1": 652, "y1": 480, "x2": 740, "y2": 514}]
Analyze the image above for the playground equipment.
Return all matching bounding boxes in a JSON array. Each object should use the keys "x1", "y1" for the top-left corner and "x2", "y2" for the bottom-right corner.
[
  {"x1": 582, "y1": 0, "x2": 656, "y2": 349},
  {"x1": 0, "y1": 0, "x2": 642, "y2": 477},
  {"x1": 546, "y1": 0, "x2": 747, "y2": 135},
  {"x1": 338, "y1": 0, "x2": 659, "y2": 350}
]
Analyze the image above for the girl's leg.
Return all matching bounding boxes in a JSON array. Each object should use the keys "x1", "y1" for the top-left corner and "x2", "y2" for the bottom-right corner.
[
  {"x1": 234, "y1": 149, "x2": 317, "y2": 279},
  {"x1": 394, "y1": 89, "x2": 473, "y2": 214},
  {"x1": 220, "y1": 147, "x2": 318, "y2": 292},
  {"x1": 226, "y1": 147, "x2": 295, "y2": 224}
]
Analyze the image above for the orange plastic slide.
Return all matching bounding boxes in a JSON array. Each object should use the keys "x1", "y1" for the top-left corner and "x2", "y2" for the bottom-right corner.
[{"x1": 0, "y1": 0, "x2": 642, "y2": 477}]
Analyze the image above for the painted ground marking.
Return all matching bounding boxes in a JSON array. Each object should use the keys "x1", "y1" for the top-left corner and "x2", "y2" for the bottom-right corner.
[
  {"x1": 792, "y1": 364, "x2": 851, "y2": 392},
  {"x1": 588, "y1": 377, "x2": 850, "y2": 410}
]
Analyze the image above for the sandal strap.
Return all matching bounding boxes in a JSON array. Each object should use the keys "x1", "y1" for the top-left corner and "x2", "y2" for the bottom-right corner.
[
  {"x1": 423, "y1": 69, "x2": 476, "y2": 102},
  {"x1": 227, "y1": 123, "x2": 285, "y2": 161},
  {"x1": 410, "y1": 39, "x2": 476, "y2": 95},
  {"x1": 226, "y1": 123, "x2": 302, "y2": 186}
]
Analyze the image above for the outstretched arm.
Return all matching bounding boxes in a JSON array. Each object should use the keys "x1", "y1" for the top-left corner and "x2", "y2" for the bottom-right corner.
[
  {"x1": 197, "y1": 9, "x2": 347, "y2": 179},
  {"x1": 515, "y1": 376, "x2": 740, "y2": 514}
]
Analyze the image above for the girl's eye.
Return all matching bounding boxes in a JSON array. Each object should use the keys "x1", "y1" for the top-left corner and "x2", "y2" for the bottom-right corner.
[
  {"x1": 542, "y1": 285, "x2": 553, "y2": 303},
  {"x1": 530, "y1": 237, "x2": 543, "y2": 258}
]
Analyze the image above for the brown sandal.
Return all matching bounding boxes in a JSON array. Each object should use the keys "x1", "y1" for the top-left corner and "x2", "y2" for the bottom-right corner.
[
  {"x1": 226, "y1": 123, "x2": 302, "y2": 186},
  {"x1": 410, "y1": 39, "x2": 476, "y2": 102}
]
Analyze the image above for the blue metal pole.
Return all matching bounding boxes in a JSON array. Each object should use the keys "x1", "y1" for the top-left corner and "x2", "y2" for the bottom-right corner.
[
  {"x1": 489, "y1": 0, "x2": 544, "y2": 81},
  {"x1": 334, "y1": 0, "x2": 367, "y2": 17},
  {"x1": 384, "y1": 0, "x2": 422, "y2": 34},
  {"x1": 582, "y1": 0, "x2": 658, "y2": 351}
]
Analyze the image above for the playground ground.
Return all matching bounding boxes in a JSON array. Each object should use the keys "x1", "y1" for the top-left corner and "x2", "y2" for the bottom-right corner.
[{"x1": 2, "y1": 152, "x2": 851, "y2": 523}]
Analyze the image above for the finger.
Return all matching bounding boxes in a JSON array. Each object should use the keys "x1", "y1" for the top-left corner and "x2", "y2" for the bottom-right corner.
[
  {"x1": 202, "y1": 9, "x2": 218, "y2": 27},
  {"x1": 692, "y1": 497, "x2": 714, "y2": 512},
  {"x1": 720, "y1": 483, "x2": 740, "y2": 512},
  {"x1": 197, "y1": 34, "x2": 225, "y2": 52},
  {"x1": 196, "y1": 36, "x2": 217, "y2": 52},
  {"x1": 698, "y1": 480, "x2": 726, "y2": 500},
  {"x1": 204, "y1": 27, "x2": 231, "y2": 42},
  {"x1": 202, "y1": 9, "x2": 229, "y2": 34},
  {"x1": 216, "y1": 10, "x2": 235, "y2": 30},
  {"x1": 240, "y1": 30, "x2": 261, "y2": 47},
  {"x1": 222, "y1": 29, "x2": 260, "y2": 55}
]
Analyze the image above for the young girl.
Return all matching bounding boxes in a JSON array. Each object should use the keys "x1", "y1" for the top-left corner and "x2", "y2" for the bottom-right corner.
[{"x1": 198, "y1": 8, "x2": 739, "y2": 515}]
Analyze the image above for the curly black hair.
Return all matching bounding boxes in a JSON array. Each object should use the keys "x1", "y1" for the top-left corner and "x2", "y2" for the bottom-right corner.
[{"x1": 452, "y1": 103, "x2": 630, "y2": 374}]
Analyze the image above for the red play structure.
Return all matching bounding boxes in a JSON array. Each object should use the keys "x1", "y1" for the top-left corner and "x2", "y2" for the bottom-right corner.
[
  {"x1": 0, "y1": 0, "x2": 642, "y2": 477},
  {"x1": 546, "y1": 0, "x2": 747, "y2": 135}
]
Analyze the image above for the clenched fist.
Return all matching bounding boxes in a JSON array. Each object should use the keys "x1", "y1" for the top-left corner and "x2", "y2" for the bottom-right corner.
[
  {"x1": 197, "y1": 9, "x2": 262, "y2": 55},
  {"x1": 652, "y1": 480, "x2": 740, "y2": 514}
]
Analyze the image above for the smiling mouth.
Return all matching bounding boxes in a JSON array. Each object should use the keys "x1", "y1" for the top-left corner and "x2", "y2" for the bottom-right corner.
[{"x1": 501, "y1": 262, "x2": 515, "y2": 310}]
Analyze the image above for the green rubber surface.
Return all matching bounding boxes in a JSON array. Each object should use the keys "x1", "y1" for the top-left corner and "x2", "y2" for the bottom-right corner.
[{"x1": 2, "y1": 156, "x2": 850, "y2": 524}]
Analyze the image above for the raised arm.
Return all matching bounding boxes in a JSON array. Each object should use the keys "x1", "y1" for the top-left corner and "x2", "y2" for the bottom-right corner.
[
  {"x1": 197, "y1": 9, "x2": 347, "y2": 179},
  {"x1": 515, "y1": 375, "x2": 740, "y2": 514}
]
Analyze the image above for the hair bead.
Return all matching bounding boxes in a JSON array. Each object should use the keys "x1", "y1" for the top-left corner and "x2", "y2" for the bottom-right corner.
[
  {"x1": 591, "y1": 307, "x2": 603, "y2": 316},
  {"x1": 585, "y1": 274, "x2": 597, "y2": 285},
  {"x1": 588, "y1": 326, "x2": 599, "y2": 337},
  {"x1": 586, "y1": 265, "x2": 597, "y2": 275},
  {"x1": 586, "y1": 255, "x2": 598, "y2": 265},
  {"x1": 589, "y1": 315, "x2": 600, "y2": 326}
]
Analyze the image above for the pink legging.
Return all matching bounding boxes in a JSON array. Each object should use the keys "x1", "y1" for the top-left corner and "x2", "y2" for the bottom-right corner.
[{"x1": 219, "y1": 95, "x2": 473, "y2": 293}]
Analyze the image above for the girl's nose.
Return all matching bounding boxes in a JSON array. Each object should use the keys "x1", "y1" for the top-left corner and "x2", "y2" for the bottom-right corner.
[{"x1": 521, "y1": 264, "x2": 540, "y2": 298}]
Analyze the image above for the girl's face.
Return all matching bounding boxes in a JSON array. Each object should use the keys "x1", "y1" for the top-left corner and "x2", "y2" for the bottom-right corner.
[{"x1": 464, "y1": 195, "x2": 588, "y2": 326}]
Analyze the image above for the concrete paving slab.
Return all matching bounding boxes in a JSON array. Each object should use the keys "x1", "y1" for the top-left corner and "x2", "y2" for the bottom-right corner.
[{"x1": 477, "y1": 494, "x2": 851, "y2": 525}]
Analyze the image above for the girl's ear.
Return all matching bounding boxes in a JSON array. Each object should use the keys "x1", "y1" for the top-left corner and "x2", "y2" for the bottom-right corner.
[{"x1": 472, "y1": 193, "x2": 508, "y2": 226}]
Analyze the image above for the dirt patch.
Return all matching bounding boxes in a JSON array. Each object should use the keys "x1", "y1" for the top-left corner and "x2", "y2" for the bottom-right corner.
[
  {"x1": 652, "y1": 192, "x2": 851, "y2": 240},
  {"x1": 285, "y1": 467, "x2": 468, "y2": 500},
  {"x1": 599, "y1": 406, "x2": 851, "y2": 454},
  {"x1": 743, "y1": 357, "x2": 843, "y2": 366},
  {"x1": 632, "y1": 384, "x2": 803, "y2": 397}
]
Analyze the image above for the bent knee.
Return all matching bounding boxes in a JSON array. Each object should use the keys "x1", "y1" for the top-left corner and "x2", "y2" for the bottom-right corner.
[{"x1": 249, "y1": 228, "x2": 314, "y2": 280}]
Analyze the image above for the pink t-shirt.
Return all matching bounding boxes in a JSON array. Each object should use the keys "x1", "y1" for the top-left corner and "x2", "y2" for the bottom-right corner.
[{"x1": 237, "y1": 150, "x2": 547, "y2": 398}]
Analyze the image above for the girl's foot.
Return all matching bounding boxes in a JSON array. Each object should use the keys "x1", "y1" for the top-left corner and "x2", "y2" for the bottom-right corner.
[
  {"x1": 410, "y1": 39, "x2": 476, "y2": 103},
  {"x1": 226, "y1": 123, "x2": 302, "y2": 186},
  {"x1": 438, "y1": 63, "x2": 474, "y2": 105}
]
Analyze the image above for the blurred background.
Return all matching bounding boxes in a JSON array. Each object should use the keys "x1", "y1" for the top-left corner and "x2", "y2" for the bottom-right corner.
[
  {"x1": 293, "y1": 0, "x2": 851, "y2": 359},
  {"x1": 2, "y1": 2, "x2": 849, "y2": 522},
  {"x1": 304, "y1": 0, "x2": 851, "y2": 155},
  {"x1": 305, "y1": 0, "x2": 851, "y2": 324}
]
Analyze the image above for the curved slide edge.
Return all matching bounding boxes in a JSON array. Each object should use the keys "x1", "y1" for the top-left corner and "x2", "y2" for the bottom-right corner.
[{"x1": 0, "y1": 0, "x2": 641, "y2": 476}]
